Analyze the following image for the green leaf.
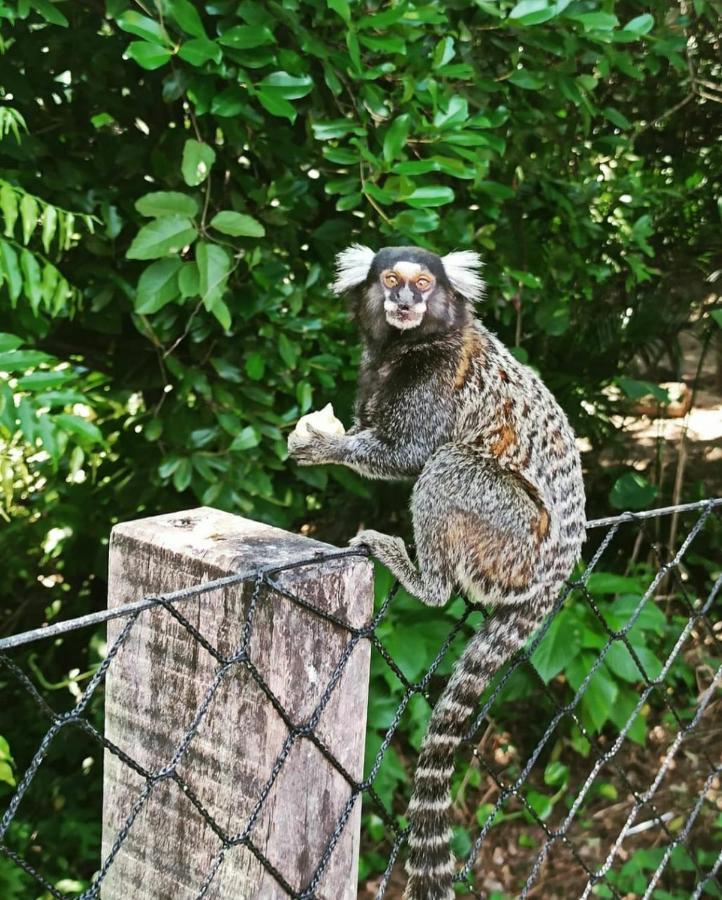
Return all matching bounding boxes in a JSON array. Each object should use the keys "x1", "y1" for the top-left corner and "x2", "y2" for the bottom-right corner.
[
  {"x1": 1, "y1": 183, "x2": 18, "y2": 237},
  {"x1": 41, "y1": 204, "x2": 57, "y2": 252},
  {"x1": 606, "y1": 596, "x2": 665, "y2": 634},
  {"x1": 178, "y1": 262, "x2": 199, "y2": 297},
  {"x1": 605, "y1": 642, "x2": 644, "y2": 683},
  {"x1": 209, "y1": 211, "x2": 265, "y2": 237},
  {"x1": 544, "y1": 761, "x2": 569, "y2": 787},
  {"x1": 633, "y1": 646, "x2": 663, "y2": 681},
  {"x1": 531, "y1": 608, "x2": 581, "y2": 682},
  {"x1": 433, "y1": 96, "x2": 468, "y2": 128},
  {"x1": 433, "y1": 36, "x2": 455, "y2": 69},
  {"x1": 135, "y1": 192, "x2": 199, "y2": 218},
  {"x1": 508, "y1": 68, "x2": 545, "y2": 89},
  {"x1": 178, "y1": 38, "x2": 221, "y2": 66},
  {"x1": 346, "y1": 29, "x2": 361, "y2": 72},
  {"x1": 526, "y1": 790, "x2": 554, "y2": 821},
  {"x1": 509, "y1": 0, "x2": 572, "y2": 26},
  {"x1": 0, "y1": 240, "x2": 22, "y2": 302},
  {"x1": 20, "y1": 248, "x2": 42, "y2": 311},
  {"x1": 126, "y1": 216, "x2": 197, "y2": 260},
  {"x1": 257, "y1": 71, "x2": 313, "y2": 100},
  {"x1": 0, "y1": 349, "x2": 52, "y2": 370},
  {"x1": 126, "y1": 41, "x2": 173, "y2": 70},
  {"x1": 55, "y1": 413, "x2": 104, "y2": 447},
  {"x1": 586, "y1": 573, "x2": 646, "y2": 595},
  {"x1": 209, "y1": 299, "x2": 231, "y2": 330},
  {"x1": 0, "y1": 760, "x2": 15, "y2": 787},
  {"x1": 210, "y1": 86, "x2": 247, "y2": 117},
  {"x1": 181, "y1": 139, "x2": 216, "y2": 186},
  {"x1": 245, "y1": 352, "x2": 265, "y2": 380},
  {"x1": 173, "y1": 458, "x2": 192, "y2": 491},
  {"x1": 570, "y1": 12, "x2": 618, "y2": 31},
  {"x1": 405, "y1": 186, "x2": 455, "y2": 208},
  {"x1": 709, "y1": 309, "x2": 722, "y2": 329},
  {"x1": 116, "y1": 10, "x2": 168, "y2": 44},
  {"x1": 392, "y1": 209, "x2": 440, "y2": 234},
  {"x1": 326, "y1": 0, "x2": 350, "y2": 22},
  {"x1": 278, "y1": 333, "x2": 298, "y2": 368},
  {"x1": 20, "y1": 193, "x2": 38, "y2": 244},
  {"x1": 230, "y1": 426, "x2": 261, "y2": 451},
  {"x1": 609, "y1": 472, "x2": 658, "y2": 511},
  {"x1": 567, "y1": 655, "x2": 618, "y2": 731},
  {"x1": 257, "y1": 90, "x2": 297, "y2": 121},
  {"x1": 0, "y1": 333, "x2": 23, "y2": 353},
  {"x1": 17, "y1": 370, "x2": 73, "y2": 389},
  {"x1": 218, "y1": 25, "x2": 274, "y2": 49},
  {"x1": 168, "y1": 0, "x2": 207, "y2": 38},
  {"x1": 210, "y1": 357, "x2": 242, "y2": 383},
  {"x1": 616, "y1": 377, "x2": 668, "y2": 403},
  {"x1": 312, "y1": 119, "x2": 366, "y2": 140},
  {"x1": 603, "y1": 106, "x2": 632, "y2": 129},
  {"x1": 383, "y1": 114, "x2": 411, "y2": 163},
  {"x1": 478, "y1": 181, "x2": 516, "y2": 201},
  {"x1": 31, "y1": 0, "x2": 69, "y2": 27},
  {"x1": 135, "y1": 258, "x2": 182, "y2": 314},
  {"x1": 196, "y1": 241, "x2": 231, "y2": 308},
  {"x1": 624, "y1": 14, "x2": 654, "y2": 35},
  {"x1": 608, "y1": 688, "x2": 646, "y2": 744}
]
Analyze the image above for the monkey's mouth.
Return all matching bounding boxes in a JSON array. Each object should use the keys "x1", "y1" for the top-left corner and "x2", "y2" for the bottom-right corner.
[{"x1": 384, "y1": 302, "x2": 426, "y2": 330}]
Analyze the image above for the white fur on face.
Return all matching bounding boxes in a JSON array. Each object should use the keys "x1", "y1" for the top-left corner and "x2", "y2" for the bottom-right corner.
[
  {"x1": 384, "y1": 299, "x2": 426, "y2": 330},
  {"x1": 382, "y1": 259, "x2": 431, "y2": 329},
  {"x1": 393, "y1": 260, "x2": 422, "y2": 280},
  {"x1": 332, "y1": 244, "x2": 375, "y2": 293},
  {"x1": 441, "y1": 251, "x2": 485, "y2": 301}
]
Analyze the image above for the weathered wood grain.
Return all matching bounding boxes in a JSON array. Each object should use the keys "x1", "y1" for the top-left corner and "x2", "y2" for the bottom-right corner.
[{"x1": 101, "y1": 507, "x2": 373, "y2": 900}]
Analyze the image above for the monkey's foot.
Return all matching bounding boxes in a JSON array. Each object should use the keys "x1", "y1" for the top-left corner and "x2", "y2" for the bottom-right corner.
[
  {"x1": 350, "y1": 530, "x2": 451, "y2": 607},
  {"x1": 349, "y1": 529, "x2": 405, "y2": 559},
  {"x1": 349, "y1": 530, "x2": 416, "y2": 585}
]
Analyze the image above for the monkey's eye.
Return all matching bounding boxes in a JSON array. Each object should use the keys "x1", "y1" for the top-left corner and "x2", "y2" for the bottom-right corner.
[
  {"x1": 416, "y1": 276, "x2": 432, "y2": 291},
  {"x1": 383, "y1": 273, "x2": 398, "y2": 288}
]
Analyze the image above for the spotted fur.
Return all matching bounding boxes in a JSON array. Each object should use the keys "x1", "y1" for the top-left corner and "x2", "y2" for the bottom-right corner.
[{"x1": 288, "y1": 246, "x2": 586, "y2": 900}]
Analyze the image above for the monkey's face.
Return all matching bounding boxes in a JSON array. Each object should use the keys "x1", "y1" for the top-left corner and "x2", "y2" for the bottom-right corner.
[
  {"x1": 332, "y1": 244, "x2": 484, "y2": 343},
  {"x1": 379, "y1": 261, "x2": 436, "y2": 331}
]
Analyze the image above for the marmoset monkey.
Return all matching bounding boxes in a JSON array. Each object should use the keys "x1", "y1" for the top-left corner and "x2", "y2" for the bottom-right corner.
[{"x1": 288, "y1": 245, "x2": 586, "y2": 900}]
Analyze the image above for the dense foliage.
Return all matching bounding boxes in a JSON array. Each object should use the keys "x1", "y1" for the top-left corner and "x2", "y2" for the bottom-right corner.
[{"x1": 0, "y1": 0, "x2": 721, "y2": 896}]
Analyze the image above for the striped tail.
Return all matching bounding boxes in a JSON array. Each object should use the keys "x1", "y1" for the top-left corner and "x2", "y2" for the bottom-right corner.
[{"x1": 403, "y1": 588, "x2": 554, "y2": 900}]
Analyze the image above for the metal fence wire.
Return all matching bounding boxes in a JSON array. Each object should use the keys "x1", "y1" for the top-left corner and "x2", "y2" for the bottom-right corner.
[{"x1": 1, "y1": 497, "x2": 722, "y2": 900}]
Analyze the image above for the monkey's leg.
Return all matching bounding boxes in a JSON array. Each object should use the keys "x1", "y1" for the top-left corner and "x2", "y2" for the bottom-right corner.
[{"x1": 349, "y1": 529, "x2": 453, "y2": 607}]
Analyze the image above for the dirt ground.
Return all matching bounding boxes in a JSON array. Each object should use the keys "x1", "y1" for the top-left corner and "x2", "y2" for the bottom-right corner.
[{"x1": 593, "y1": 329, "x2": 722, "y2": 499}]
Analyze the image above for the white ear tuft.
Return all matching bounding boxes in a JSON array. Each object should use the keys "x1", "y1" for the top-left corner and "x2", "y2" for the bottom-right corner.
[
  {"x1": 441, "y1": 250, "x2": 485, "y2": 301},
  {"x1": 332, "y1": 244, "x2": 375, "y2": 294}
]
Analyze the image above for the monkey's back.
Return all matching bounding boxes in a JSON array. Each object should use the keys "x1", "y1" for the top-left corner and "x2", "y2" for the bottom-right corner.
[{"x1": 451, "y1": 321, "x2": 587, "y2": 590}]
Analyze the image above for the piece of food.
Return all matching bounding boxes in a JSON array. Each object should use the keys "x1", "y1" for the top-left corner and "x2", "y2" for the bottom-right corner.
[{"x1": 292, "y1": 403, "x2": 346, "y2": 439}]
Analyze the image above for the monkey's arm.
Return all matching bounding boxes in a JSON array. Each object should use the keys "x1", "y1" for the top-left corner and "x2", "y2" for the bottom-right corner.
[
  {"x1": 288, "y1": 389, "x2": 453, "y2": 479},
  {"x1": 288, "y1": 427, "x2": 429, "y2": 478}
]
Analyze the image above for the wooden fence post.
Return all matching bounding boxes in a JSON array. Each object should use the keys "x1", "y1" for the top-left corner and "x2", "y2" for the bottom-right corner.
[{"x1": 101, "y1": 507, "x2": 374, "y2": 900}]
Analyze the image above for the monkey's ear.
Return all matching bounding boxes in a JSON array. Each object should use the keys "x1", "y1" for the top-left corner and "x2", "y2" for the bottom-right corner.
[
  {"x1": 332, "y1": 244, "x2": 375, "y2": 294},
  {"x1": 441, "y1": 251, "x2": 485, "y2": 301}
]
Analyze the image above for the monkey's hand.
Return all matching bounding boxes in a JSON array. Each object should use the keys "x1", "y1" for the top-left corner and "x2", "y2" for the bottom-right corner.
[{"x1": 287, "y1": 423, "x2": 343, "y2": 466}]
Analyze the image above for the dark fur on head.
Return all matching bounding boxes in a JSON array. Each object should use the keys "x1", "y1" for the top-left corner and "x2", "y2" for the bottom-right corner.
[{"x1": 333, "y1": 245, "x2": 483, "y2": 348}]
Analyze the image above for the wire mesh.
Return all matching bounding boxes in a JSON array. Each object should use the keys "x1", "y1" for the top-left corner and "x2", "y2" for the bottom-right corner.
[{"x1": 0, "y1": 498, "x2": 721, "y2": 899}]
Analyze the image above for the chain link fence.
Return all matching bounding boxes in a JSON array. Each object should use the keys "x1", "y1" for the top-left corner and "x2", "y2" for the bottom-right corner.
[{"x1": 1, "y1": 498, "x2": 721, "y2": 899}]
